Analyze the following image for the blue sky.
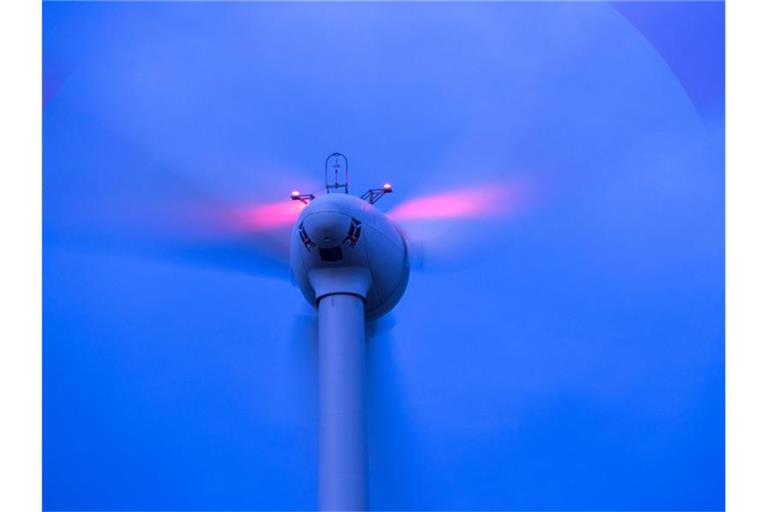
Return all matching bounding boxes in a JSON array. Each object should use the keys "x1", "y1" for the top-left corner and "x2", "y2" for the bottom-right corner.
[{"x1": 43, "y1": 2, "x2": 724, "y2": 510}]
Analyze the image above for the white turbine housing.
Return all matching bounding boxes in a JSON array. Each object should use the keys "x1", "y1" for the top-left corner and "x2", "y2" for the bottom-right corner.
[{"x1": 289, "y1": 193, "x2": 409, "y2": 318}]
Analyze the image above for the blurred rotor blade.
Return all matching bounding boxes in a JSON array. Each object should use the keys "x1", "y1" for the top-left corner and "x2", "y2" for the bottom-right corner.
[
  {"x1": 387, "y1": 182, "x2": 527, "y2": 222},
  {"x1": 43, "y1": 108, "x2": 305, "y2": 278},
  {"x1": 235, "y1": 200, "x2": 306, "y2": 232},
  {"x1": 389, "y1": 181, "x2": 536, "y2": 272}
]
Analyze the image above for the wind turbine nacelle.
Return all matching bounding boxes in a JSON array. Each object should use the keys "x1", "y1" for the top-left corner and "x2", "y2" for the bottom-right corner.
[{"x1": 289, "y1": 193, "x2": 409, "y2": 318}]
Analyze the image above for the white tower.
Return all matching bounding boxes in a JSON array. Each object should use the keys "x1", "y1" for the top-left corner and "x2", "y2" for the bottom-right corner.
[{"x1": 289, "y1": 154, "x2": 409, "y2": 510}]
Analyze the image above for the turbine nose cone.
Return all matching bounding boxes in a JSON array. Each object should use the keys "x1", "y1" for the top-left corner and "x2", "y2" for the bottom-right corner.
[{"x1": 301, "y1": 210, "x2": 351, "y2": 248}]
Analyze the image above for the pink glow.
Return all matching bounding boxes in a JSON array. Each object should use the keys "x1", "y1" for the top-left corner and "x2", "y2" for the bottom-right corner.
[
  {"x1": 237, "y1": 200, "x2": 306, "y2": 231},
  {"x1": 388, "y1": 184, "x2": 524, "y2": 221}
]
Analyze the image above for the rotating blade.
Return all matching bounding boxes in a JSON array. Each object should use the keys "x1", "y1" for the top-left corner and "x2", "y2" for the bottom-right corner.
[
  {"x1": 387, "y1": 181, "x2": 535, "y2": 272},
  {"x1": 43, "y1": 109, "x2": 307, "y2": 278}
]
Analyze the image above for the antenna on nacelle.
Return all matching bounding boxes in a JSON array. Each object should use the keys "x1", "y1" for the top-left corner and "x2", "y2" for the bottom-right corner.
[{"x1": 325, "y1": 152, "x2": 349, "y2": 194}]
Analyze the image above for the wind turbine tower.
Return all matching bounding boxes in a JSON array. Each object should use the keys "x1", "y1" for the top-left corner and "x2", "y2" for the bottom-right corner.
[{"x1": 289, "y1": 153, "x2": 410, "y2": 510}]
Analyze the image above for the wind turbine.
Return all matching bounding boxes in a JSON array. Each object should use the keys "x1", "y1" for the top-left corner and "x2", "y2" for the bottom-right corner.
[
  {"x1": 42, "y1": 3, "x2": 723, "y2": 510},
  {"x1": 44, "y1": 112, "x2": 527, "y2": 510},
  {"x1": 288, "y1": 153, "x2": 408, "y2": 510}
]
